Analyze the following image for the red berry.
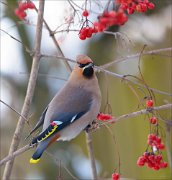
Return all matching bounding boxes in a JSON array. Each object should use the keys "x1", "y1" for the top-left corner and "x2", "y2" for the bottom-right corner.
[
  {"x1": 155, "y1": 154, "x2": 162, "y2": 162},
  {"x1": 150, "y1": 117, "x2": 157, "y2": 124},
  {"x1": 146, "y1": 99, "x2": 154, "y2": 107},
  {"x1": 112, "y1": 173, "x2": 120, "y2": 180},
  {"x1": 148, "y1": 134, "x2": 156, "y2": 140},
  {"x1": 136, "y1": 4, "x2": 142, "y2": 12},
  {"x1": 15, "y1": 8, "x2": 21, "y2": 16},
  {"x1": 120, "y1": 3, "x2": 128, "y2": 10},
  {"x1": 92, "y1": 27, "x2": 98, "y2": 33},
  {"x1": 97, "y1": 113, "x2": 113, "y2": 121},
  {"x1": 100, "y1": 17, "x2": 108, "y2": 25},
  {"x1": 15, "y1": 8, "x2": 26, "y2": 20},
  {"x1": 143, "y1": 152, "x2": 149, "y2": 158},
  {"x1": 81, "y1": 27, "x2": 88, "y2": 36},
  {"x1": 147, "y1": 2, "x2": 155, "y2": 10},
  {"x1": 148, "y1": 155, "x2": 155, "y2": 162},
  {"x1": 82, "y1": 10, "x2": 89, "y2": 17},
  {"x1": 153, "y1": 165, "x2": 160, "y2": 171},
  {"x1": 19, "y1": 2, "x2": 28, "y2": 10},
  {"x1": 147, "y1": 162, "x2": 154, "y2": 168},
  {"x1": 140, "y1": 3, "x2": 147, "y2": 12},
  {"x1": 137, "y1": 156, "x2": 146, "y2": 166},
  {"x1": 157, "y1": 143, "x2": 165, "y2": 150},
  {"x1": 127, "y1": 7, "x2": 134, "y2": 14},
  {"x1": 86, "y1": 28, "x2": 92, "y2": 38},
  {"x1": 159, "y1": 162, "x2": 168, "y2": 168},
  {"x1": 27, "y1": 1, "x2": 35, "y2": 9},
  {"x1": 131, "y1": 2, "x2": 136, "y2": 10},
  {"x1": 79, "y1": 33, "x2": 86, "y2": 40},
  {"x1": 155, "y1": 136, "x2": 161, "y2": 144},
  {"x1": 109, "y1": 10, "x2": 116, "y2": 18}
]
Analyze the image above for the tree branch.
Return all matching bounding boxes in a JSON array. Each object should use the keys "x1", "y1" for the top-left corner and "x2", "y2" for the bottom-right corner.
[
  {"x1": 85, "y1": 132, "x2": 98, "y2": 180},
  {"x1": 2, "y1": 1, "x2": 45, "y2": 179},
  {"x1": 34, "y1": 7, "x2": 72, "y2": 72},
  {"x1": 0, "y1": 145, "x2": 32, "y2": 166},
  {"x1": 100, "y1": 47, "x2": 172, "y2": 69},
  {"x1": 96, "y1": 66, "x2": 172, "y2": 97},
  {"x1": 101, "y1": 103, "x2": 172, "y2": 125}
]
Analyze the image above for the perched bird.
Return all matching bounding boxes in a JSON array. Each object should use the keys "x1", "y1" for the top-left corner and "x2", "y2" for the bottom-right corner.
[{"x1": 29, "y1": 55, "x2": 101, "y2": 163}]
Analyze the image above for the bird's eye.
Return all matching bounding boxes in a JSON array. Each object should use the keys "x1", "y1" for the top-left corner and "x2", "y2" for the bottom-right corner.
[{"x1": 78, "y1": 63, "x2": 90, "y2": 68}]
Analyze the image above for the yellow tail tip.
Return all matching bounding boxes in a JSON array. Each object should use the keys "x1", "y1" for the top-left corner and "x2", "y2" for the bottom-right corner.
[{"x1": 30, "y1": 158, "x2": 40, "y2": 164}]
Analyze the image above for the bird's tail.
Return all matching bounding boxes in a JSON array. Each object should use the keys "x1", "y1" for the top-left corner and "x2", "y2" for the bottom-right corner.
[{"x1": 30, "y1": 140, "x2": 50, "y2": 164}]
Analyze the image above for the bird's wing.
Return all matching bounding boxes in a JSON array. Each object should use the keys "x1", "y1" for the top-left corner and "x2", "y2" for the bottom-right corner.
[
  {"x1": 26, "y1": 106, "x2": 48, "y2": 139},
  {"x1": 30, "y1": 111, "x2": 88, "y2": 145}
]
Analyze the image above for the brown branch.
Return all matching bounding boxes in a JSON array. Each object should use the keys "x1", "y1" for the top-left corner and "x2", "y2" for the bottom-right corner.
[
  {"x1": 0, "y1": 99, "x2": 28, "y2": 122},
  {"x1": 96, "y1": 66, "x2": 172, "y2": 97},
  {"x1": 19, "y1": 72, "x2": 67, "y2": 81},
  {"x1": 2, "y1": 1, "x2": 45, "y2": 179},
  {"x1": 0, "y1": 28, "x2": 31, "y2": 54},
  {"x1": 85, "y1": 132, "x2": 98, "y2": 180},
  {"x1": 101, "y1": 103, "x2": 172, "y2": 125},
  {"x1": 0, "y1": 145, "x2": 32, "y2": 166},
  {"x1": 34, "y1": 7, "x2": 72, "y2": 72},
  {"x1": 100, "y1": 47, "x2": 172, "y2": 69}
]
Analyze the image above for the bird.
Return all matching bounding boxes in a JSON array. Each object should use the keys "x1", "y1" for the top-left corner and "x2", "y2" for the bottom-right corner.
[{"x1": 29, "y1": 55, "x2": 101, "y2": 163}]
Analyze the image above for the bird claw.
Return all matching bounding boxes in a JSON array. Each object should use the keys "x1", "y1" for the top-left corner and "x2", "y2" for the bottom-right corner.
[{"x1": 85, "y1": 120, "x2": 99, "y2": 133}]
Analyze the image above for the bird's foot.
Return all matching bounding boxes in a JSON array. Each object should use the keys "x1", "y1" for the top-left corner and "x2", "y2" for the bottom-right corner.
[{"x1": 85, "y1": 120, "x2": 99, "y2": 133}]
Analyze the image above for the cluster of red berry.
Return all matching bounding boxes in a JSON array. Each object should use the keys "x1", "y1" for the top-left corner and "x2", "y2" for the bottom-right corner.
[
  {"x1": 94, "y1": 9, "x2": 128, "y2": 32},
  {"x1": 116, "y1": 0, "x2": 155, "y2": 14},
  {"x1": 79, "y1": 9, "x2": 128, "y2": 40},
  {"x1": 137, "y1": 98, "x2": 168, "y2": 170},
  {"x1": 79, "y1": 0, "x2": 154, "y2": 40},
  {"x1": 15, "y1": 1, "x2": 35, "y2": 20},
  {"x1": 137, "y1": 152, "x2": 168, "y2": 170},
  {"x1": 112, "y1": 172, "x2": 120, "y2": 180},
  {"x1": 79, "y1": 27, "x2": 98, "y2": 40},
  {"x1": 79, "y1": 10, "x2": 98, "y2": 40},
  {"x1": 147, "y1": 134, "x2": 165, "y2": 150},
  {"x1": 97, "y1": 113, "x2": 113, "y2": 121}
]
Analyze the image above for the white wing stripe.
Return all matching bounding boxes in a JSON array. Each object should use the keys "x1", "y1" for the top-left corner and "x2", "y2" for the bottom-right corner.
[{"x1": 70, "y1": 114, "x2": 77, "y2": 123}]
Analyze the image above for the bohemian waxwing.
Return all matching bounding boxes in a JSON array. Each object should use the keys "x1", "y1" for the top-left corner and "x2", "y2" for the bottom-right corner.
[{"x1": 29, "y1": 55, "x2": 101, "y2": 163}]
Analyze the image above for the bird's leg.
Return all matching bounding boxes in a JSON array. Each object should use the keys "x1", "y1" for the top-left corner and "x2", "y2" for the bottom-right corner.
[{"x1": 85, "y1": 120, "x2": 99, "y2": 133}]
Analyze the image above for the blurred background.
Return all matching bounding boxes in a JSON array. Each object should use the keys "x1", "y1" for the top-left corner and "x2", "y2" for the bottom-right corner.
[{"x1": 0, "y1": 0, "x2": 172, "y2": 179}]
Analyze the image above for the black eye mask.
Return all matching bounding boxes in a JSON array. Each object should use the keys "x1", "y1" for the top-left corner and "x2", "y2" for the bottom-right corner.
[{"x1": 78, "y1": 62, "x2": 91, "y2": 68}]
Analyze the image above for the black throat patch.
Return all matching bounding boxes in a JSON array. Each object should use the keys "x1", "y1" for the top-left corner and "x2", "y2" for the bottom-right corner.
[{"x1": 83, "y1": 66, "x2": 94, "y2": 78}]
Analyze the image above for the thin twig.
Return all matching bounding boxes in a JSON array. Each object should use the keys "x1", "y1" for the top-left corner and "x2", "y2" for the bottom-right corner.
[
  {"x1": 0, "y1": 28, "x2": 31, "y2": 54},
  {"x1": 96, "y1": 66, "x2": 172, "y2": 97},
  {"x1": 0, "y1": 145, "x2": 32, "y2": 166},
  {"x1": 100, "y1": 103, "x2": 172, "y2": 126},
  {"x1": 100, "y1": 47, "x2": 172, "y2": 69},
  {"x1": 0, "y1": 99, "x2": 28, "y2": 122},
  {"x1": 19, "y1": 72, "x2": 67, "y2": 81},
  {"x1": 85, "y1": 132, "x2": 98, "y2": 180},
  {"x1": 45, "y1": 151, "x2": 78, "y2": 180},
  {"x1": 34, "y1": 7, "x2": 72, "y2": 72},
  {"x1": 2, "y1": 1, "x2": 45, "y2": 179}
]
